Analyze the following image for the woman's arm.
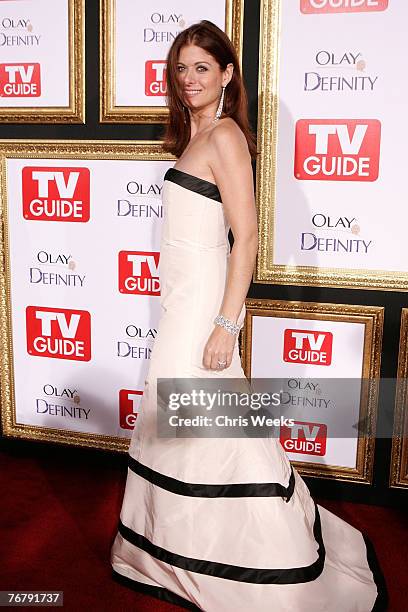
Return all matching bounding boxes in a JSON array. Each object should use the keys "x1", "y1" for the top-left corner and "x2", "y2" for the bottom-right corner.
[{"x1": 202, "y1": 121, "x2": 258, "y2": 371}]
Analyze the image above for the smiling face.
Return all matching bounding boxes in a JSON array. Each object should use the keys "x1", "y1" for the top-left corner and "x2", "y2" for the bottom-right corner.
[{"x1": 176, "y1": 44, "x2": 229, "y2": 113}]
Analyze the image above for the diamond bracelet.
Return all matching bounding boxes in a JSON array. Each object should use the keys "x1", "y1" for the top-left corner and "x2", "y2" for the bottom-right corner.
[{"x1": 213, "y1": 314, "x2": 242, "y2": 336}]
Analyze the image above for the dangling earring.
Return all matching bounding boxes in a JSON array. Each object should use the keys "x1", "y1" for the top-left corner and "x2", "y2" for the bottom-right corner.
[
  {"x1": 183, "y1": 105, "x2": 187, "y2": 125},
  {"x1": 213, "y1": 85, "x2": 226, "y2": 124}
]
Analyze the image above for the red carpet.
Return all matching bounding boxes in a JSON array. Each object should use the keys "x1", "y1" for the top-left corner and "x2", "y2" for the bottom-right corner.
[{"x1": 0, "y1": 440, "x2": 406, "y2": 611}]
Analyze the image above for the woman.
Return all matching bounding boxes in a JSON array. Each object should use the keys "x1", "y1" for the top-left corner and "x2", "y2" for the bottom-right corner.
[{"x1": 111, "y1": 20, "x2": 386, "y2": 611}]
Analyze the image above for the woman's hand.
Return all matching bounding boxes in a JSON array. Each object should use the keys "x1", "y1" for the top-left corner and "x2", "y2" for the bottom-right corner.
[{"x1": 202, "y1": 325, "x2": 237, "y2": 370}]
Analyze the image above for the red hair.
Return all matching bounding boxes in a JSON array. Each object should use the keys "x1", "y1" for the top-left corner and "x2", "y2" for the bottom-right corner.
[{"x1": 161, "y1": 20, "x2": 257, "y2": 160}]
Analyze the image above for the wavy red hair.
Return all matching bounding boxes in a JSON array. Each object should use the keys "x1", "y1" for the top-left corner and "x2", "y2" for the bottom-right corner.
[{"x1": 161, "y1": 20, "x2": 257, "y2": 160}]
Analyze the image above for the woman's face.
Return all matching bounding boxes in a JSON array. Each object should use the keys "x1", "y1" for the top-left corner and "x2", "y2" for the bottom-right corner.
[{"x1": 176, "y1": 44, "x2": 228, "y2": 112}]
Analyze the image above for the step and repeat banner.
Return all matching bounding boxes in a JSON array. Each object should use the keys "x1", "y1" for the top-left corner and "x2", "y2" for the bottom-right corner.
[
  {"x1": 0, "y1": 1, "x2": 406, "y2": 487},
  {"x1": 100, "y1": 0, "x2": 243, "y2": 122},
  {"x1": 256, "y1": 0, "x2": 408, "y2": 291},
  {"x1": 0, "y1": 0, "x2": 84, "y2": 123},
  {"x1": 0, "y1": 142, "x2": 171, "y2": 452},
  {"x1": 254, "y1": 0, "x2": 408, "y2": 485},
  {"x1": 241, "y1": 299, "x2": 384, "y2": 483}
]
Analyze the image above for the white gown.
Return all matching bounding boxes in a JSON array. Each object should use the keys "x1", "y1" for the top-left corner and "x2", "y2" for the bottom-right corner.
[{"x1": 110, "y1": 167, "x2": 385, "y2": 611}]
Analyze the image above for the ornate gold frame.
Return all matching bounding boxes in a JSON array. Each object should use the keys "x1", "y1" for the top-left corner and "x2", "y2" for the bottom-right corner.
[
  {"x1": 100, "y1": 0, "x2": 244, "y2": 123},
  {"x1": 390, "y1": 308, "x2": 408, "y2": 488},
  {"x1": 240, "y1": 299, "x2": 384, "y2": 483},
  {"x1": 0, "y1": 140, "x2": 175, "y2": 451},
  {"x1": 256, "y1": 0, "x2": 408, "y2": 291},
  {"x1": 0, "y1": 0, "x2": 85, "y2": 124}
]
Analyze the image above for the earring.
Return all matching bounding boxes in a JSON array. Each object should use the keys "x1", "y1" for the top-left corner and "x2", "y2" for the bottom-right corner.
[
  {"x1": 213, "y1": 85, "x2": 226, "y2": 123},
  {"x1": 183, "y1": 105, "x2": 187, "y2": 124}
]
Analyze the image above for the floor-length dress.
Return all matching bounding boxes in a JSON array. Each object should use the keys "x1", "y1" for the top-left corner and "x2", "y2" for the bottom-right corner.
[{"x1": 110, "y1": 166, "x2": 385, "y2": 611}]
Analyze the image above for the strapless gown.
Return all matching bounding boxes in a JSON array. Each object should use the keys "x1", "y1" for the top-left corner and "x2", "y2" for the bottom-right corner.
[{"x1": 110, "y1": 167, "x2": 386, "y2": 611}]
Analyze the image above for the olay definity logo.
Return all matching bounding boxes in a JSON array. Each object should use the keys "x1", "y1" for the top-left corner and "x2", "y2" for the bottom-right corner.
[
  {"x1": 119, "y1": 251, "x2": 160, "y2": 296},
  {"x1": 119, "y1": 389, "x2": 143, "y2": 429},
  {"x1": 300, "y1": 0, "x2": 388, "y2": 13},
  {"x1": 145, "y1": 60, "x2": 166, "y2": 96},
  {"x1": 280, "y1": 420, "x2": 327, "y2": 456},
  {"x1": 26, "y1": 306, "x2": 91, "y2": 361},
  {"x1": 0, "y1": 63, "x2": 41, "y2": 97},
  {"x1": 283, "y1": 329, "x2": 333, "y2": 365},
  {"x1": 22, "y1": 167, "x2": 90, "y2": 222},
  {"x1": 294, "y1": 119, "x2": 381, "y2": 181}
]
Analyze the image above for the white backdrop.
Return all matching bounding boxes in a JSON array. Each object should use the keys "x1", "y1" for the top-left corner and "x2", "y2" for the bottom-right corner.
[
  {"x1": 115, "y1": 0, "x2": 226, "y2": 106},
  {"x1": 250, "y1": 315, "x2": 366, "y2": 469},
  {"x1": 6, "y1": 158, "x2": 172, "y2": 439},
  {"x1": 274, "y1": 0, "x2": 406, "y2": 275},
  {"x1": 0, "y1": 0, "x2": 70, "y2": 107}
]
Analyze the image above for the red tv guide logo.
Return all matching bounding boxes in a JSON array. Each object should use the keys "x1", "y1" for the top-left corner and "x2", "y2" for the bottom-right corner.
[
  {"x1": 300, "y1": 0, "x2": 388, "y2": 14},
  {"x1": 26, "y1": 306, "x2": 91, "y2": 361},
  {"x1": 0, "y1": 63, "x2": 41, "y2": 97},
  {"x1": 145, "y1": 60, "x2": 167, "y2": 96},
  {"x1": 22, "y1": 167, "x2": 90, "y2": 222},
  {"x1": 283, "y1": 329, "x2": 333, "y2": 366},
  {"x1": 119, "y1": 389, "x2": 143, "y2": 429},
  {"x1": 119, "y1": 251, "x2": 160, "y2": 296},
  {"x1": 294, "y1": 119, "x2": 381, "y2": 181},
  {"x1": 280, "y1": 420, "x2": 327, "y2": 456}
]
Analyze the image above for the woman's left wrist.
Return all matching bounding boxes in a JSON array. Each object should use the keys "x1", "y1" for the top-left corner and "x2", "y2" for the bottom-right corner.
[{"x1": 214, "y1": 313, "x2": 242, "y2": 336}]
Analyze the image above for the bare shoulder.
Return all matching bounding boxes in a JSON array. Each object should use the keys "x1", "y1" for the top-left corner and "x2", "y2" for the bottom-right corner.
[
  {"x1": 209, "y1": 117, "x2": 249, "y2": 153},
  {"x1": 207, "y1": 117, "x2": 253, "y2": 196}
]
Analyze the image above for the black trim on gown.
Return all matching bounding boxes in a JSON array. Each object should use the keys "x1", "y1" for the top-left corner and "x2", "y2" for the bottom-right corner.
[
  {"x1": 111, "y1": 167, "x2": 389, "y2": 612},
  {"x1": 164, "y1": 167, "x2": 223, "y2": 202}
]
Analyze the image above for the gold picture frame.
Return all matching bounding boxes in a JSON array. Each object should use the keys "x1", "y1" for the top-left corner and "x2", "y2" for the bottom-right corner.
[
  {"x1": 240, "y1": 298, "x2": 384, "y2": 483},
  {"x1": 100, "y1": 0, "x2": 244, "y2": 123},
  {"x1": 390, "y1": 308, "x2": 408, "y2": 488},
  {"x1": 0, "y1": 0, "x2": 85, "y2": 124},
  {"x1": 0, "y1": 140, "x2": 175, "y2": 451},
  {"x1": 256, "y1": 0, "x2": 408, "y2": 291}
]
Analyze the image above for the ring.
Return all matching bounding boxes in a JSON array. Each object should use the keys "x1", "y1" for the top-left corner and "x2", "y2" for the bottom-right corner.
[{"x1": 217, "y1": 360, "x2": 227, "y2": 368}]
